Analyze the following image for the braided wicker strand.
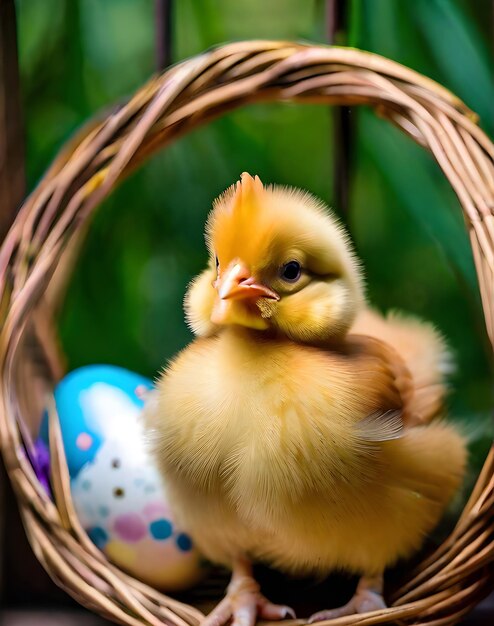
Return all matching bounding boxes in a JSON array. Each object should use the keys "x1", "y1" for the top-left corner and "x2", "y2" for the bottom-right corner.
[{"x1": 0, "y1": 41, "x2": 492, "y2": 626}]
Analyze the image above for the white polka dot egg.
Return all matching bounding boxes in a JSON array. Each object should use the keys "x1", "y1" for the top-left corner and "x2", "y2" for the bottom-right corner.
[{"x1": 36, "y1": 365, "x2": 206, "y2": 591}]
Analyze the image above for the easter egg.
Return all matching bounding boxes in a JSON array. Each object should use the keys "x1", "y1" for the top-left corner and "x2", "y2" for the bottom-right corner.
[{"x1": 37, "y1": 364, "x2": 206, "y2": 591}]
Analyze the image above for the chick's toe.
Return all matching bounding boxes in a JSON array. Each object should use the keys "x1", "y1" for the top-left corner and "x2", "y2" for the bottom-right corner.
[
  {"x1": 308, "y1": 575, "x2": 386, "y2": 622},
  {"x1": 203, "y1": 572, "x2": 295, "y2": 626}
]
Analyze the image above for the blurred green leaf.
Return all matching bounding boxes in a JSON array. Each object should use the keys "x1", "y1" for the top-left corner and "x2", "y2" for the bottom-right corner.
[
  {"x1": 358, "y1": 111, "x2": 479, "y2": 291},
  {"x1": 410, "y1": 0, "x2": 494, "y2": 134}
]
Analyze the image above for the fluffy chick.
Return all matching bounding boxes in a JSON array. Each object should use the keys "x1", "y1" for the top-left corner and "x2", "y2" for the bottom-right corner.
[{"x1": 145, "y1": 173, "x2": 466, "y2": 625}]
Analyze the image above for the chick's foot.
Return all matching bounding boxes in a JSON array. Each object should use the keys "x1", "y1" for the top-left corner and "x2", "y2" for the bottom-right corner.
[
  {"x1": 308, "y1": 575, "x2": 386, "y2": 623},
  {"x1": 203, "y1": 563, "x2": 295, "y2": 626}
]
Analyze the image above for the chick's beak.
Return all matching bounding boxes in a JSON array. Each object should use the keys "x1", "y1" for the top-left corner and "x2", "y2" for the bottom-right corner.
[{"x1": 216, "y1": 261, "x2": 279, "y2": 301}]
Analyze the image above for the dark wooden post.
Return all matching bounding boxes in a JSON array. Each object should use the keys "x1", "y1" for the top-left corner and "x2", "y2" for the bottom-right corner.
[
  {"x1": 155, "y1": 0, "x2": 173, "y2": 71},
  {"x1": 0, "y1": 1, "x2": 65, "y2": 610},
  {"x1": 0, "y1": 0, "x2": 25, "y2": 238},
  {"x1": 327, "y1": 0, "x2": 353, "y2": 219},
  {"x1": 0, "y1": 0, "x2": 25, "y2": 600}
]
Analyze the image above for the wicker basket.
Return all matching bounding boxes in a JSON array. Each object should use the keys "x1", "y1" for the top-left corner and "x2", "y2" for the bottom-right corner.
[{"x1": 0, "y1": 41, "x2": 493, "y2": 626}]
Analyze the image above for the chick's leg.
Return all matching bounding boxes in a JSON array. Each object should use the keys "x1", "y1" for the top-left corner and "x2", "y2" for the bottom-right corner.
[
  {"x1": 203, "y1": 558, "x2": 296, "y2": 626},
  {"x1": 308, "y1": 574, "x2": 386, "y2": 622}
]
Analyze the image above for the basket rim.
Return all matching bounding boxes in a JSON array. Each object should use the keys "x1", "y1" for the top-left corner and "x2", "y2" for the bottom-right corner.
[{"x1": 0, "y1": 40, "x2": 493, "y2": 626}]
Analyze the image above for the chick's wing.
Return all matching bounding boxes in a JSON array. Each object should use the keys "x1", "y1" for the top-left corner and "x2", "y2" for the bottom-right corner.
[{"x1": 343, "y1": 333, "x2": 417, "y2": 431}]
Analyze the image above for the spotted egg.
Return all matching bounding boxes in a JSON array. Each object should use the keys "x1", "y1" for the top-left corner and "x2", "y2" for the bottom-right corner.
[{"x1": 37, "y1": 364, "x2": 206, "y2": 591}]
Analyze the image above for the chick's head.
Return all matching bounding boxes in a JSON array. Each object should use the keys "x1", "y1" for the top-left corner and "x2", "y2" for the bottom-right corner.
[{"x1": 185, "y1": 173, "x2": 364, "y2": 344}]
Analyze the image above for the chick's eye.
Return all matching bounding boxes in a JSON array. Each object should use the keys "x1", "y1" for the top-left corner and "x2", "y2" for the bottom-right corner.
[
  {"x1": 215, "y1": 256, "x2": 219, "y2": 270},
  {"x1": 280, "y1": 260, "x2": 302, "y2": 282}
]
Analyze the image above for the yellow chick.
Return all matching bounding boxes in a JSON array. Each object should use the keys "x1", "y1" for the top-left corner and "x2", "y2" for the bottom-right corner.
[{"x1": 145, "y1": 173, "x2": 466, "y2": 624}]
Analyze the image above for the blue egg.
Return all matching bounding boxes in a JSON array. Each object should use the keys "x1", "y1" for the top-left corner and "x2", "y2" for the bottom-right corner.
[{"x1": 39, "y1": 365, "x2": 153, "y2": 479}]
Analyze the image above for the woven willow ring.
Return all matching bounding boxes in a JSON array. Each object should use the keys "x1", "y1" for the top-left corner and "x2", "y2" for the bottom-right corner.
[{"x1": 0, "y1": 41, "x2": 493, "y2": 626}]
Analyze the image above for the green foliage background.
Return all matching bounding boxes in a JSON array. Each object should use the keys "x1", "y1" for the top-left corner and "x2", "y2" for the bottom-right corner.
[{"x1": 16, "y1": 0, "x2": 493, "y2": 471}]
